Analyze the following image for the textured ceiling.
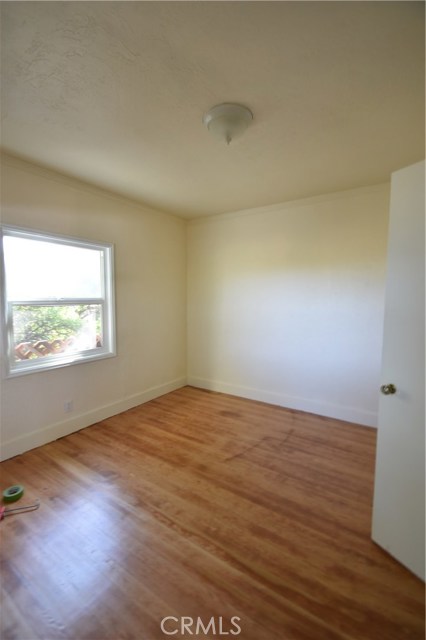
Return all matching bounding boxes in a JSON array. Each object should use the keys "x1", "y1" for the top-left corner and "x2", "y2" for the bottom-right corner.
[{"x1": 1, "y1": 1, "x2": 424, "y2": 218}]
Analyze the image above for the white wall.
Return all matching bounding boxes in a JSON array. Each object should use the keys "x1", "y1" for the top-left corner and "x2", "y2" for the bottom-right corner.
[
  {"x1": 187, "y1": 185, "x2": 389, "y2": 426},
  {"x1": 1, "y1": 155, "x2": 390, "y2": 461},
  {"x1": 0, "y1": 154, "x2": 187, "y2": 460}
]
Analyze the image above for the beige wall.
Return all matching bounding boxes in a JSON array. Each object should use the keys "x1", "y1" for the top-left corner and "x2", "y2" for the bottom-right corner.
[
  {"x1": 0, "y1": 154, "x2": 187, "y2": 459},
  {"x1": 1, "y1": 155, "x2": 390, "y2": 461},
  {"x1": 187, "y1": 185, "x2": 390, "y2": 426}
]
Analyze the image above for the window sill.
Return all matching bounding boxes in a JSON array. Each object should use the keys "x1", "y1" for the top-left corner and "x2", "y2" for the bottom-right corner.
[{"x1": 5, "y1": 349, "x2": 116, "y2": 378}]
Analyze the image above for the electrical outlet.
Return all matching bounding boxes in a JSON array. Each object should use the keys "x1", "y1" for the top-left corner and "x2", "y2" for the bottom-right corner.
[{"x1": 64, "y1": 400, "x2": 73, "y2": 413}]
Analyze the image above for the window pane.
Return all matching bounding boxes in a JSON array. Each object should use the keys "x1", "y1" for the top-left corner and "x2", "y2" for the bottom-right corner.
[
  {"x1": 2, "y1": 226, "x2": 115, "y2": 376},
  {"x1": 12, "y1": 304, "x2": 103, "y2": 362},
  {"x1": 3, "y1": 236, "x2": 103, "y2": 301}
]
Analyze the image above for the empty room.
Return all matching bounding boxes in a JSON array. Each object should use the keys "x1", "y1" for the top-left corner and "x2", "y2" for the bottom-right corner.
[{"x1": 0, "y1": 2, "x2": 424, "y2": 639}]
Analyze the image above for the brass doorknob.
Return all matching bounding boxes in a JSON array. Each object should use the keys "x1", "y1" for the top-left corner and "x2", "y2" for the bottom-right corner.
[{"x1": 380, "y1": 383, "x2": 397, "y2": 395}]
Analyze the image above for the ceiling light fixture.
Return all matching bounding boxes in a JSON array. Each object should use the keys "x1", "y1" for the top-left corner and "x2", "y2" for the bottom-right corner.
[{"x1": 203, "y1": 103, "x2": 253, "y2": 145}]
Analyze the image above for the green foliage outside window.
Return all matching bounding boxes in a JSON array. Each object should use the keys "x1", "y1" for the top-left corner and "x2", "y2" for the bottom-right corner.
[{"x1": 12, "y1": 305, "x2": 100, "y2": 345}]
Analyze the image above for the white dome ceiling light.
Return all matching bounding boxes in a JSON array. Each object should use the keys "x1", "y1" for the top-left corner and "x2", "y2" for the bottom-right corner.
[{"x1": 203, "y1": 103, "x2": 253, "y2": 145}]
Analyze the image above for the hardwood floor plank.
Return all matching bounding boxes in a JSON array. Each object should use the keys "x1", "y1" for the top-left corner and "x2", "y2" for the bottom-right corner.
[{"x1": 1, "y1": 387, "x2": 424, "y2": 640}]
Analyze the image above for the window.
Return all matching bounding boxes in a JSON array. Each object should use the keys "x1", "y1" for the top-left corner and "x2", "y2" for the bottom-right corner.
[{"x1": 1, "y1": 226, "x2": 116, "y2": 377}]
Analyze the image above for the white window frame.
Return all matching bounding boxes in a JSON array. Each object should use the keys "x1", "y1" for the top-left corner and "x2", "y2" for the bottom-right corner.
[{"x1": 1, "y1": 225, "x2": 116, "y2": 378}]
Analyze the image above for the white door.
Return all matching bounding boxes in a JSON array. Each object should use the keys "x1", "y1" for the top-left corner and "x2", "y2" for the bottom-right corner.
[{"x1": 372, "y1": 160, "x2": 425, "y2": 581}]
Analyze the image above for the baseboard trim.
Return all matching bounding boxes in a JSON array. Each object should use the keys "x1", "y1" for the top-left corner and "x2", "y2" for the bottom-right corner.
[
  {"x1": 0, "y1": 377, "x2": 186, "y2": 461},
  {"x1": 1, "y1": 375, "x2": 377, "y2": 461},
  {"x1": 187, "y1": 376, "x2": 378, "y2": 428}
]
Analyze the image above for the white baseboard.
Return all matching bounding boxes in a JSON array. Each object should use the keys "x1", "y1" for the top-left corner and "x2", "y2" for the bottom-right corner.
[
  {"x1": 187, "y1": 376, "x2": 378, "y2": 428},
  {"x1": 1, "y1": 375, "x2": 377, "y2": 461},
  {"x1": 0, "y1": 377, "x2": 186, "y2": 461}
]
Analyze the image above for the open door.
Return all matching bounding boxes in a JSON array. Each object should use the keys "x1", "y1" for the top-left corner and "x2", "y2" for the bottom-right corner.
[{"x1": 372, "y1": 160, "x2": 425, "y2": 580}]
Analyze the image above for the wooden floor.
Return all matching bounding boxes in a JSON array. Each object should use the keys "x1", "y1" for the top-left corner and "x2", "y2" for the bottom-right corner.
[{"x1": 1, "y1": 386, "x2": 424, "y2": 640}]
